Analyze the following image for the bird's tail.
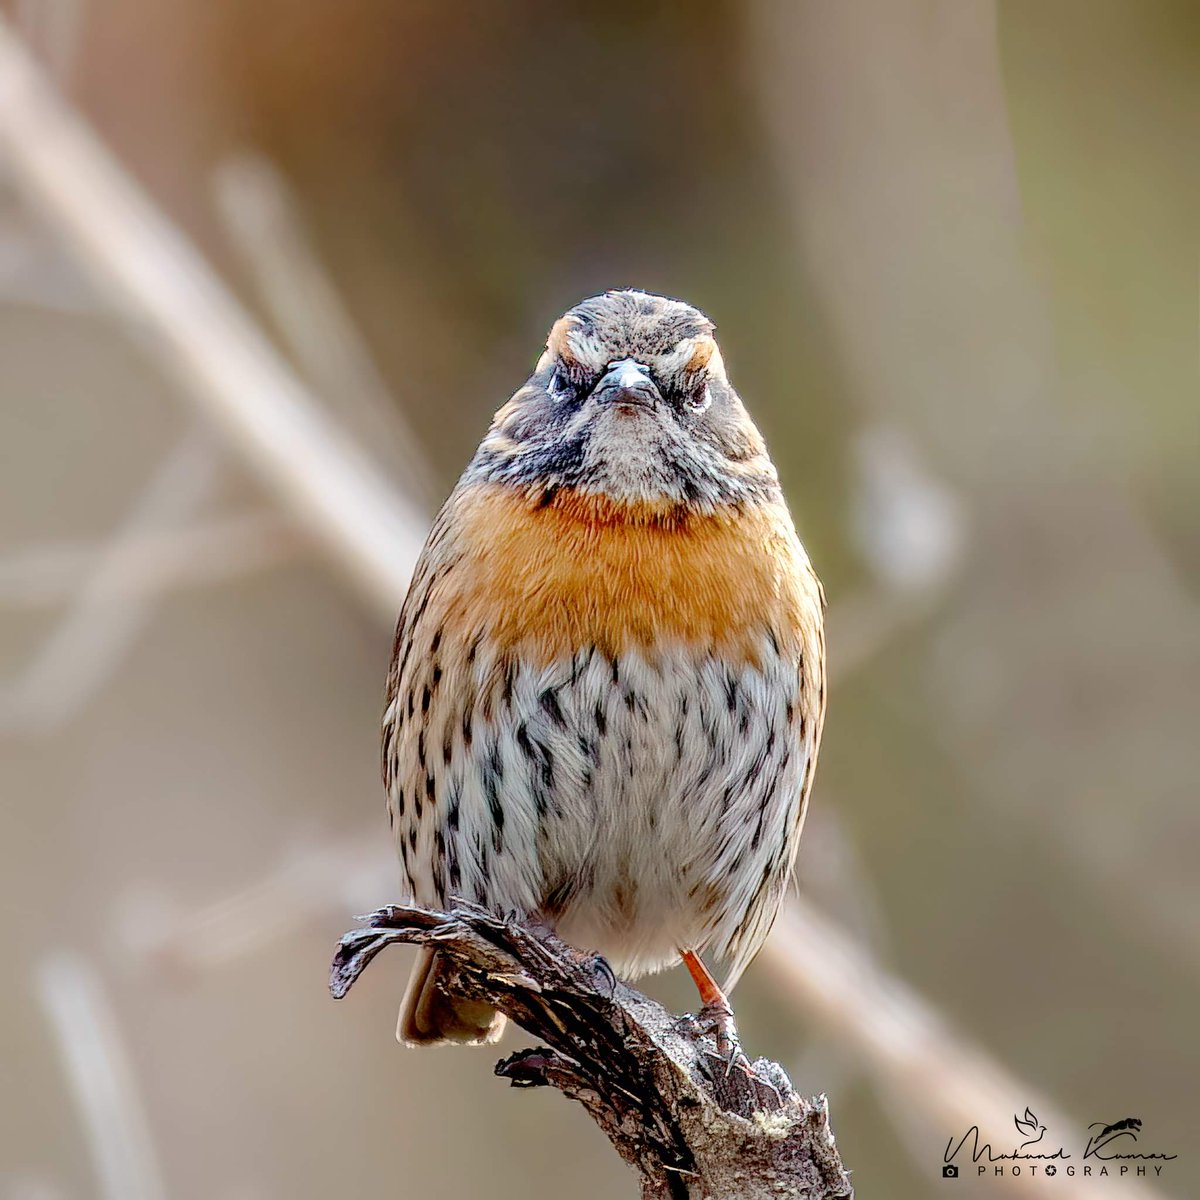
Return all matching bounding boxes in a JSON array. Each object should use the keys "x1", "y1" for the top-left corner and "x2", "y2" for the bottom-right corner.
[{"x1": 397, "y1": 946, "x2": 507, "y2": 1047}]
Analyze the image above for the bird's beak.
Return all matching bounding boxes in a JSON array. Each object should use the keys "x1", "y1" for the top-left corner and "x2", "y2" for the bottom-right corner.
[{"x1": 591, "y1": 359, "x2": 661, "y2": 409}]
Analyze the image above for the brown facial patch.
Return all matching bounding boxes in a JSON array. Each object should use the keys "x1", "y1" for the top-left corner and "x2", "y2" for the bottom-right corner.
[
  {"x1": 546, "y1": 316, "x2": 575, "y2": 364},
  {"x1": 686, "y1": 337, "x2": 716, "y2": 373},
  {"x1": 427, "y1": 482, "x2": 822, "y2": 669}
]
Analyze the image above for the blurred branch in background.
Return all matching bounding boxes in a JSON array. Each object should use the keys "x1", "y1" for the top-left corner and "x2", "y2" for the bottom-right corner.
[
  {"x1": 0, "y1": 429, "x2": 221, "y2": 732},
  {"x1": 0, "y1": 14, "x2": 425, "y2": 617},
  {"x1": 212, "y1": 153, "x2": 436, "y2": 507},
  {"x1": 747, "y1": 0, "x2": 1200, "y2": 995},
  {"x1": 36, "y1": 953, "x2": 167, "y2": 1200},
  {"x1": 0, "y1": 508, "x2": 302, "y2": 610},
  {"x1": 12, "y1": 0, "x2": 83, "y2": 91}
]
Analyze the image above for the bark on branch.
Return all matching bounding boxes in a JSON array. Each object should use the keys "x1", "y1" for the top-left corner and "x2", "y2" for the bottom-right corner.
[{"x1": 330, "y1": 903, "x2": 854, "y2": 1199}]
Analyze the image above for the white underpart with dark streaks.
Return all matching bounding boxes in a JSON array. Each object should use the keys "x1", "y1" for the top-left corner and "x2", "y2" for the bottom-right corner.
[{"x1": 387, "y1": 635, "x2": 814, "y2": 986}]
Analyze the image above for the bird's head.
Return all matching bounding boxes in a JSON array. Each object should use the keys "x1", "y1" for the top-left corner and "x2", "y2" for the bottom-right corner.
[{"x1": 468, "y1": 290, "x2": 780, "y2": 515}]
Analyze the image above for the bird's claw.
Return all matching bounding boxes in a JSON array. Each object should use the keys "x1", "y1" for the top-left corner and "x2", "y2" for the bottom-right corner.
[{"x1": 693, "y1": 1000, "x2": 756, "y2": 1079}]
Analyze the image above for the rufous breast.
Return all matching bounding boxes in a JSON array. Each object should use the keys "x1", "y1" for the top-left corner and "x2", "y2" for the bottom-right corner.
[{"x1": 434, "y1": 481, "x2": 820, "y2": 669}]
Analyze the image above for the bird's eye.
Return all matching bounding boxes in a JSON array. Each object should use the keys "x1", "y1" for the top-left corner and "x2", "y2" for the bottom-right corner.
[
  {"x1": 685, "y1": 381, "x2": 712, "y2": 413},
  {"x1": 548, "y1": 364, "x2": 579, "y2": 404}
]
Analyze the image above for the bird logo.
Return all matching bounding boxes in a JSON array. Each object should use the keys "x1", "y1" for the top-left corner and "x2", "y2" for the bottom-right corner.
[{"x1": 1014, "y1": 1107, "x2": 1047, "y2": 1151}]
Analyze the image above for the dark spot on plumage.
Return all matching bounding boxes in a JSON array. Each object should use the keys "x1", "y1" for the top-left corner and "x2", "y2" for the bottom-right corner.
[
  {"x1": 448, "y1": 859, "x2": 461, "y2": 890},
  {"x1": 612, "y1": 877, "x2": 637, "y2": 919},
  {"x1": 407, "y1": 578, "x2": 434, "y2": 636},
  {"x1": 570, "y1": 646, "x2": 594, "y2": 684},
  {"x1": 502, "y1": 659, "x2": 516, "y2": 706},
  {"x1": 405, "y1": 688, "x2": 415, "y2": 721},
  {"x1": 447, "y1": 787, "x2": 461, "y2": 832},
  {"x1": 578, "y1": 732, "x2": 601, "y2": 766},
  {"x1": 610, "y1": 659, "x2": 620, "y2": 686},
  {"x1": 594, "y1": 702, "x2": 607, "y2": 737},
  {"x1": 466, "y1": 635, "x2": 480, "y2": 665},
  {"x1": 425, "y1": 774, "x2": 436, "y2": 803},
  {"x1": 442, "y1": 729, "x2": 453, "y2": 765},
  {"x1": 487, "y1": 785, "x2": 504, "y2": 852},
  {"x1": 516, "y1": 721, "x2": 533, "y2": 759},
  {"x1": 537, "y1": 485, "x2": 558, "y2": 508},
  {"x1": 483, "y1": 741, "x2": 504, "y2": 849},
  {"x1": 434, "y1": 828, "x2": 445, "y2": 859},
  {"x1": 542, "y1": 875, "x2": 576, "y2": 918},
  {"x1": 750, "y1": 805, "x2": 767, "y2": 852},
  {"x1": 739, "y1": 707, "x2": 751, "y2": 736},
  {"x1": 431, "y1": 664, "x2": 443, "y2": 687},
  {"x1": 724, "y1": 673, "x2": 738, "y2": 712},
  {"x1": 430, "y1": 629, "x2": 442, "y2": 655},
  {"x1": 713, "y1": 825, "x2": 741, "y2": 863},
  {"x1": 462, "y1": 708, "x2": 473, "y2": 746},
  {"x1": 413, "y1": 788, "x2": 423, "y2": 821},
  {"x1": 421, "y1": 685, "x2": 431, "y2": 715},
  {"x1": 540, "y1": 688, "x2": 566, "y2": 728},
  {"x1": 487, "y1": 740, "x2": 504, "y2": 782},
  {"x1": 407, "y1": 826, "x2": 417, "y2": 853},
  {"x1": 417, "y1": 730, "x2": 426, "y2": 770},
  {"x1": 394, "y1": 787, "x2": 405, "y2": 818}
]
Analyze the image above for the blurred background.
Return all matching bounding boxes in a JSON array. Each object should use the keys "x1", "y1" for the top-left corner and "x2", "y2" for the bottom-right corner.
[{"x1": 1, "y1": 2, "x2": 1197, "y2": 1197}]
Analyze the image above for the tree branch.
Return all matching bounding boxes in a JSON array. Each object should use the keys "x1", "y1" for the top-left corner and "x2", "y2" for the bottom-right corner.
[{"x1": 330, "y1": 903, "x2": 854, "y2": 1200}]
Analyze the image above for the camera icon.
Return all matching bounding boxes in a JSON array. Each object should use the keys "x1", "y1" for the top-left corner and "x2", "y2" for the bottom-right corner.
[{"x1": 942, "y1": 1165, "x2": 960, "y2": 1179}]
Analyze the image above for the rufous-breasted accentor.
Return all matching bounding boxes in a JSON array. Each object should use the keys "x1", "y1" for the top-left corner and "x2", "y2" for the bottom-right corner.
[{"x1": 382, "y1": 290, "x2": 825, "y2": 1046}]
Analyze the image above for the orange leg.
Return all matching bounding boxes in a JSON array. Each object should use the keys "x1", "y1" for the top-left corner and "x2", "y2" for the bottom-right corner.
[
  {"x1": 680, "y1": 949, "x2": 731, "y2": 1013},
  {"x1": 680, "y1": 949, "x2": 748, "y2": 1070}
]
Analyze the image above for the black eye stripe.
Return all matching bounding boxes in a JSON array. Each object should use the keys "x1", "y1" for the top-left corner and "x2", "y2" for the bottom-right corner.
[{"x1": 550, "y1": 354, "x2": 714, "y2": 415}]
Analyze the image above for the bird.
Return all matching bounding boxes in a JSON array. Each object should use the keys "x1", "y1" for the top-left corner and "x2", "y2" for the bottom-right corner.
[{"x1": 382, "y1": 289, "x2": 825, "y2": 1048}]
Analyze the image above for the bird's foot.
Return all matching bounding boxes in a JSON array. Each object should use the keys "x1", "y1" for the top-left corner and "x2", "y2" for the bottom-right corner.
[{"x1": 695, "y1": 999, "x2": 753, "y2": 1079}]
